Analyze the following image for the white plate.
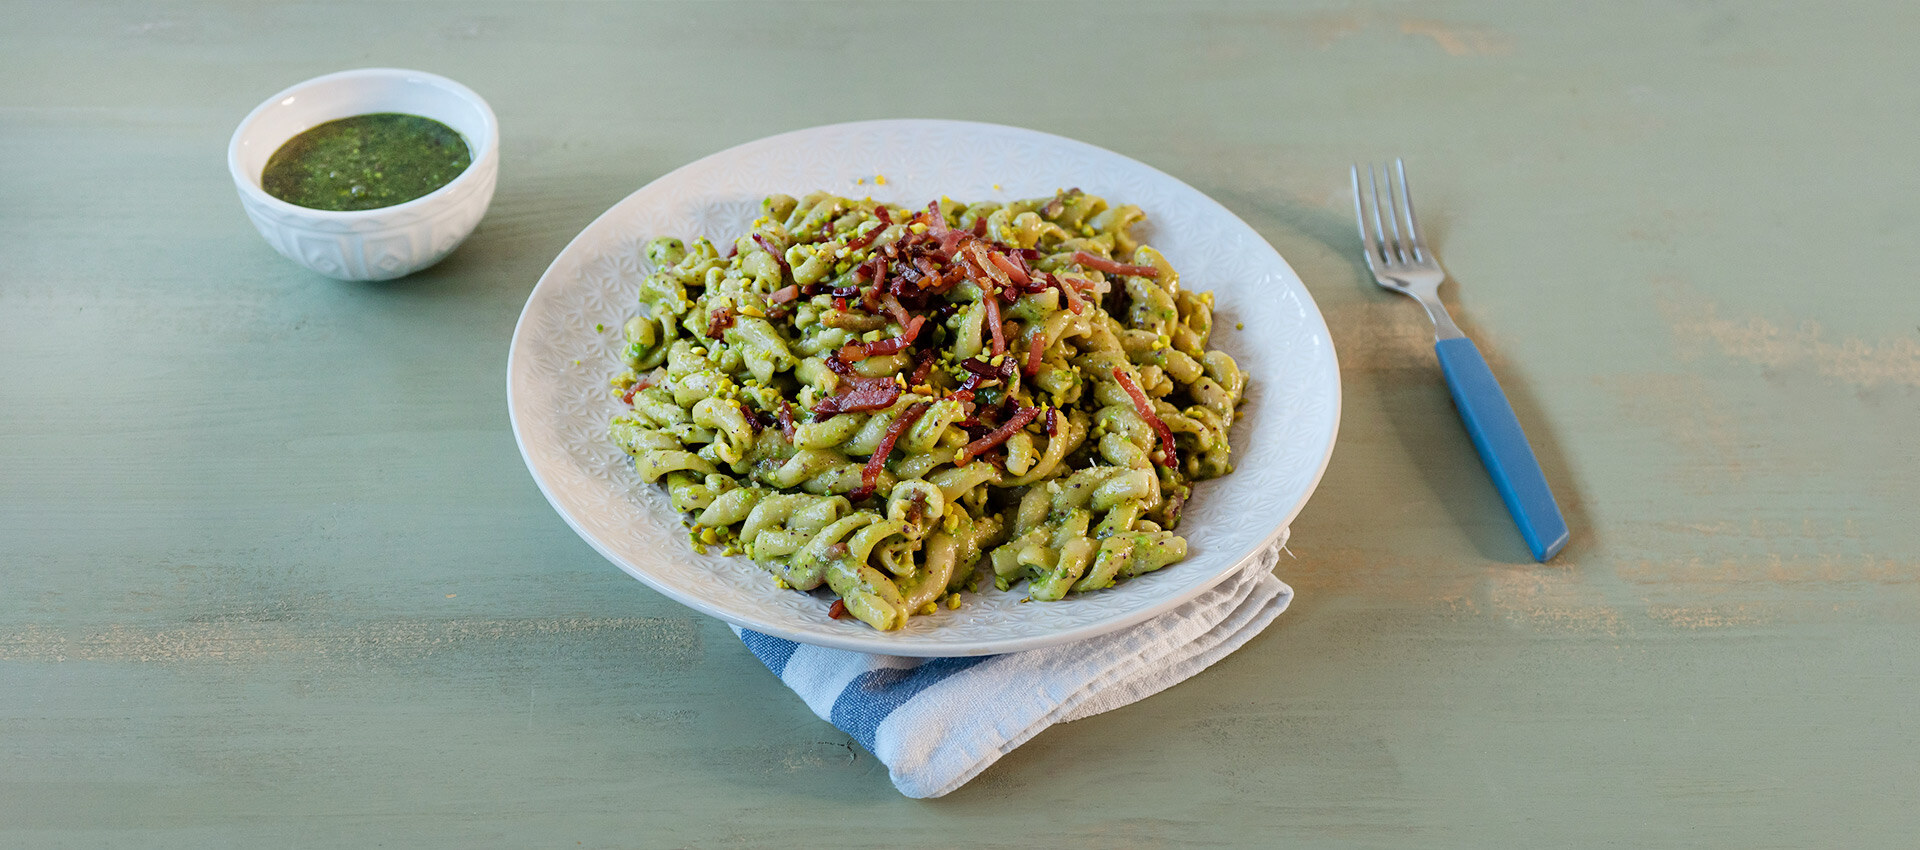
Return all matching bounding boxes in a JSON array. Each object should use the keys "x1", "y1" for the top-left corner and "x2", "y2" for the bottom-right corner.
[{"x1": 508, "y1": 119, "x2": 1339, "y2": 656}]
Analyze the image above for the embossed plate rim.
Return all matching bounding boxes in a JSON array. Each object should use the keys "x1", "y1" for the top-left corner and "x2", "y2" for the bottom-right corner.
[{"x1": 507, "y1": 119, "x2": 1338, "y2": 656}]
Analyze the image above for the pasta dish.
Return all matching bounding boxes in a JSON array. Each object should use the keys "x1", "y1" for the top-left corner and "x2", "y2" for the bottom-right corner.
[{"x1": 607, "y1": 191, "x2": 1246, "y2": 630}]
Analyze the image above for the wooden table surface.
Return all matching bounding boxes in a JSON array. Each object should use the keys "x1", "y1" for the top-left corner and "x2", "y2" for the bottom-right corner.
[{"x1": 5, "y1": 2, "x2": 1917, "y2": 846}]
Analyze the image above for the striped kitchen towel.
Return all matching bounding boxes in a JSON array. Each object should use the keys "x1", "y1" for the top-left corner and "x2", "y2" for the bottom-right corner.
[{"x1": 734, "y1": 534, "x2": 1291, "y2": 798}]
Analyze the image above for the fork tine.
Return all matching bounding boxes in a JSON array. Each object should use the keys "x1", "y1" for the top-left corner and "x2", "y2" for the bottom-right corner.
[
  {"x1": 1367, "y1": 164, "x2": 1397, "y2": 265},
  {"x1": 1365, "y1": 165, "x2": 1389, "y2": 264},
  {"x1": 1395, "y1": 158, "x2": 1423, "y2": 261},
  {"x1": 1350, "y1": 164, "x2": 1380, "y2": 265},
  {"x1": 1380, "y1": 163, "x2": 1408, "y2": 264}
]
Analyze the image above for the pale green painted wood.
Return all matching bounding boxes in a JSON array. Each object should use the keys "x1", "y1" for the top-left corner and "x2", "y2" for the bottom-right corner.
[{"x1": 3, "y1": 2, "x2": 1917, "y2": 846}]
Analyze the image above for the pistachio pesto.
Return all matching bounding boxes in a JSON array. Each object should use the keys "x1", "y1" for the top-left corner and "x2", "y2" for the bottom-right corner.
[{"x1": 261, "y1": 113, "x2": 471, "y2": 212}]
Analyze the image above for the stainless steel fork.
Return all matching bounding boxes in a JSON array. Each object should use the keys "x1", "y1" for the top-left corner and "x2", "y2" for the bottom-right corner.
[{"x1": 1352, "y1": 160, "x2": 1569, "y2": 561}]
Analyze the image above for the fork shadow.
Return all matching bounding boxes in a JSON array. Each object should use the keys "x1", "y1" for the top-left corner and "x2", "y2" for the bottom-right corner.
[{"x1": 1209, "y1": 185, "x2": 1593, "y2": 565}]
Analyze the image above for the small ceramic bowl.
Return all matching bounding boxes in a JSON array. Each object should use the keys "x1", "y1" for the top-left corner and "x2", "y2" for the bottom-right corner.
[{"x1": 228, "y1": 68, "x2": 499, "y2": 281}]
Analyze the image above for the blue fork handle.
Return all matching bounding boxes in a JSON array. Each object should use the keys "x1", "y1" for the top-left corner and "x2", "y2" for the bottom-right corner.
[{"x1": 1434, "y1": 337, "x2": 1569, "y2": 561}]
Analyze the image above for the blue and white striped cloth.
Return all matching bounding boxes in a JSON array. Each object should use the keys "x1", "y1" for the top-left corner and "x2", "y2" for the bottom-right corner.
[{"x1": 734, "y1": 534, "x2": 1291, "y2": 798}]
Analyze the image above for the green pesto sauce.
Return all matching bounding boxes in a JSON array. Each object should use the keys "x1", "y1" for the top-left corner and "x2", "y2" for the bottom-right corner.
[{"x1": 261, "y1": 113, "x2": 471, "y2": 212}]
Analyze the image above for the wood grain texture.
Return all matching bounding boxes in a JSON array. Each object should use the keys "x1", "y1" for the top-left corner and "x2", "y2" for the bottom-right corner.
[{"x1": 3, "y1": 1, "x2": 1916, "y2": 846}]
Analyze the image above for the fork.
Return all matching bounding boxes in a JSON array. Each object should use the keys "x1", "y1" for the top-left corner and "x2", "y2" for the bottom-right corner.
[{"x1": 1352, "y1": 160, "x2": 1569, "y2": 562}]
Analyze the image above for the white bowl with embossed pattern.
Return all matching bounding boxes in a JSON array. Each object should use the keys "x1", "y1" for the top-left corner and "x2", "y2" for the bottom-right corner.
[
  {"x1": 509, "y1": 120, "x2": 1339, "y2": 656},
  {"x1": 228, "y1": 68, "x2": 498, "y2": 281}
]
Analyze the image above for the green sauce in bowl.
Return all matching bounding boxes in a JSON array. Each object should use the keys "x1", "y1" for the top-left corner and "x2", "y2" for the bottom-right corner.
[{"x1": 261, "y1": 113, "x2": 472, "y2": 211}]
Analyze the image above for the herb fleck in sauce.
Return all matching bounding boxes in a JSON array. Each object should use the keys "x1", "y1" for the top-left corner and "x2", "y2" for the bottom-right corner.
[{"x1": 261, "y1": 113, "x2": 471, "y2": 211}]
